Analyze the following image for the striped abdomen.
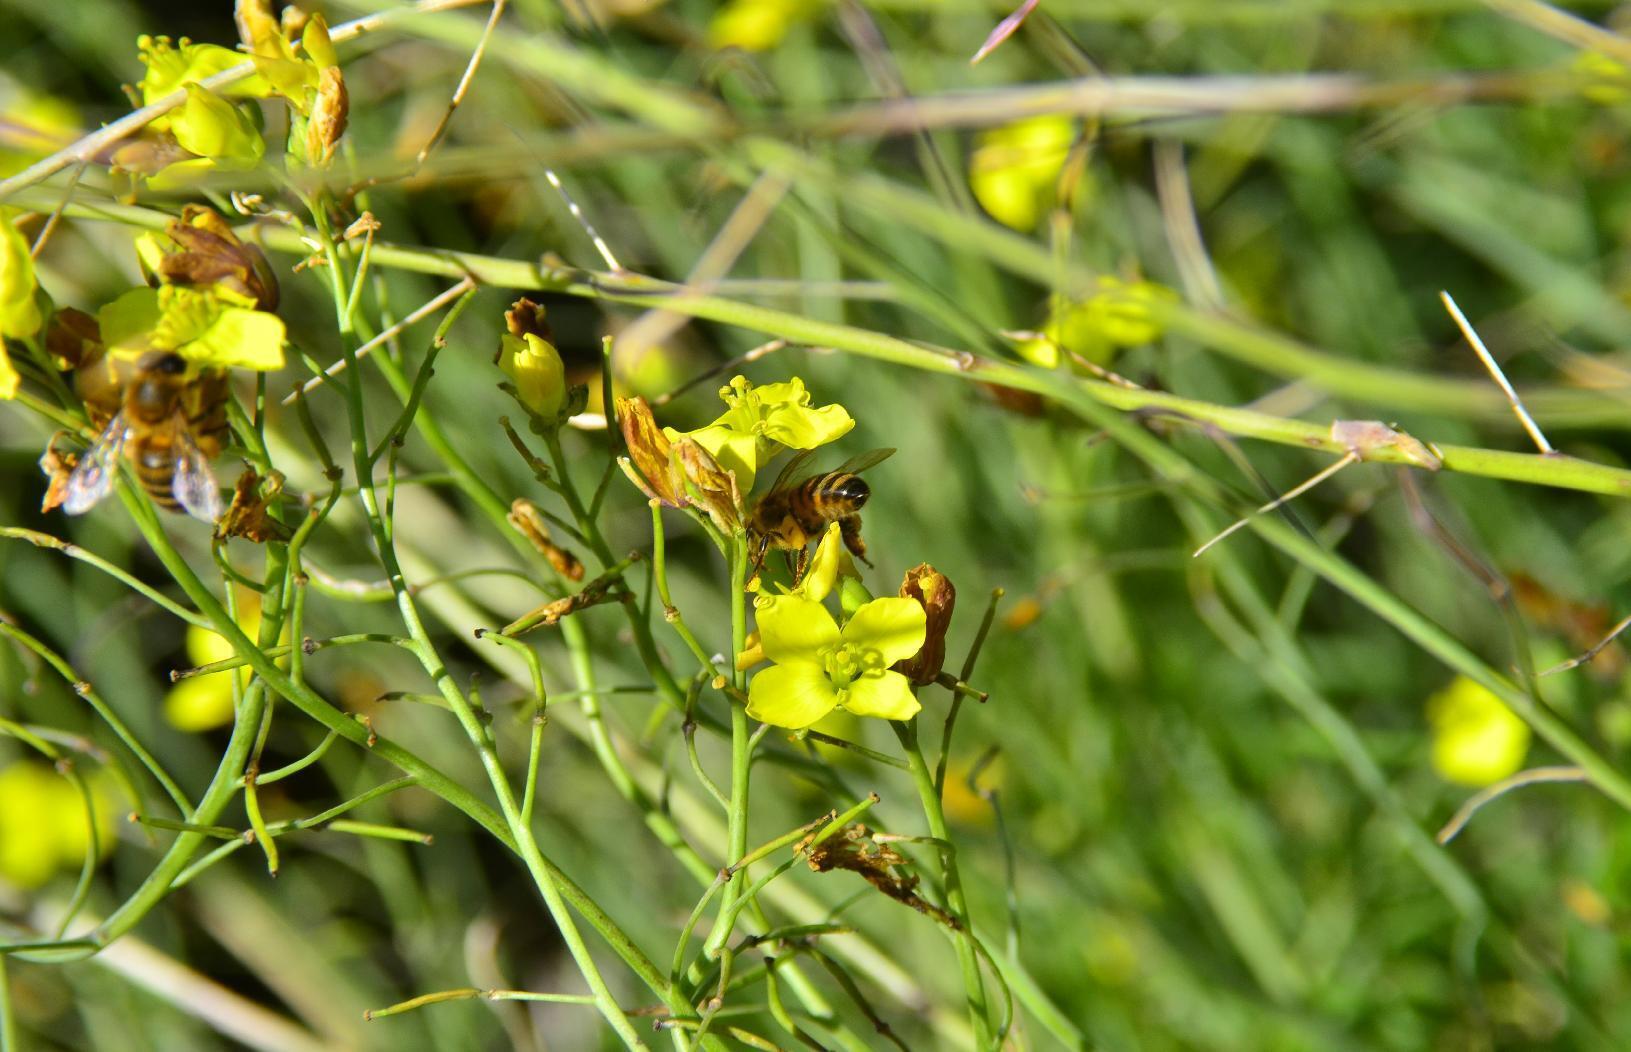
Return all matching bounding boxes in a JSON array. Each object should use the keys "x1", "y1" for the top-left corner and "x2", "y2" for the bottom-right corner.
[
  {"x1": 130, "y1": 431, "x2": 186, "y2": 510},
  {"x1": 794, "y1": 472, "x2": 870, "y2": 529}
]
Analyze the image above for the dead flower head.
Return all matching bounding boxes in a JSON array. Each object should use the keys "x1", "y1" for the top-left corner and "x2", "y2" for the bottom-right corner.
[{"x1": 894, "y1": 564, "x2": 956, "y2": 686}]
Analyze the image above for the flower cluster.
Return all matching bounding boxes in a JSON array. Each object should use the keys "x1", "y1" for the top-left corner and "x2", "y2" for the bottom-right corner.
[
  {"x1": 667, "y1": 375, "x2": 854, "y2": 492},
  {"x1": 112, "y1": 7, "x2": 347, "y2": 191},
  {"x1": 96, "y1": 206, "x2": 286, "y2": 372}
]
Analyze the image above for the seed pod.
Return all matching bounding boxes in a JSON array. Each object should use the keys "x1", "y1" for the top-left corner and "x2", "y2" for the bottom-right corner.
[{"x1": 507, "y1": 498, "x2": 585, "y2": 581}]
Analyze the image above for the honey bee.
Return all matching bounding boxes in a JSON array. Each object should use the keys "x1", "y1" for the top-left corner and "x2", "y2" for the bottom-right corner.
[
  {"x1": 748, "y1": 447, "x2": 895, "y2": 578},
  {"x1": 60, "y1": 351, "x2": 229, "y2": 521}
]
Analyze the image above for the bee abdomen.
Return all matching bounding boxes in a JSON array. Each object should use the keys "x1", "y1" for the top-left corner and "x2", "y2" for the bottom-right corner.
[
  {"x1": 802, "y1": 472, "x2": 870, "y2": 514},
  {"x1": 132, "y1": 440, "x2": 182, "y2": 510}
]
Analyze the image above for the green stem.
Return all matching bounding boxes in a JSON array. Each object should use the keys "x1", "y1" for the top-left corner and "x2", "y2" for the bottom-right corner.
[
  {"x1": 896, "y1": 720, "x2": 991, "y2": 1048},
  {"x1": 706, "y1": 537, "x2": 753, "y2": 958}
]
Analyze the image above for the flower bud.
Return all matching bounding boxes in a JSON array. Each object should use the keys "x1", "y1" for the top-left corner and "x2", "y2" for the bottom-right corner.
[
  {"x1": 305, "y1": 65, "x2": 348, "y2": 167},
  {"x1": 617, "y1": 395, "x2": 684, "y2": 506},
  {"x1": 893, "y1": 564, "x2": 955, "y2": 686},
  {"x1": 839, "y1": 577, "x2": 873, "y2": 619},
  {"x1": 498, "y1": 331, "x2": 566, "y2": 419}
]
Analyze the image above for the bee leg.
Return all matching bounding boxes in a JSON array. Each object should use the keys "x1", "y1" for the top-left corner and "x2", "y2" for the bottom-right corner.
[
  {"x1": 750, "y1": 534, "x2": 772, "y2": 581},
  {"x1": 839, "y1": 515, "x2": 872, "y2": 567},
  {"x1": 793, "y1": 546, "x2": 810, "y2": 582}
]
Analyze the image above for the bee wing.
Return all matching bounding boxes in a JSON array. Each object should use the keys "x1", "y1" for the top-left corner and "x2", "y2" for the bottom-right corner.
[
  {"x1": 832, "y1": 447, "x2": 896, "y2": 476},
  {"x1": 170, "y1": 424, "x2": 222, "y2": 523},
  {"x1": 764, "y1": 447, "x2": 816, "y2": 495},
  {"x1": 61, "y1": 414, "x2": 131, "y2": 515}
]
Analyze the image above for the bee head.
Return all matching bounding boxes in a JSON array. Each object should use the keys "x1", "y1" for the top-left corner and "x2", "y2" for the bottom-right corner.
[{"x1": 130, "y1": 353, "x2": 189, "y2": 419}]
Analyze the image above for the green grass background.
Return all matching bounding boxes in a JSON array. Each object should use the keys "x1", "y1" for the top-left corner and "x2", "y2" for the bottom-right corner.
[{"x1": 5, "y1": 0, "x2": 1631, "y2": 1049}]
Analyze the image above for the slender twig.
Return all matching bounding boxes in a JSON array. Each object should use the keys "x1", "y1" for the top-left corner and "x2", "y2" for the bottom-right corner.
[
  {"x1": 1193, "y1": 452, "x2": 1359, "y2": 557},
  {"x1": 1437, "y1": 766, "x2": 1588, "y2": 844},
  {"x1": 1441, "y1": 290, "x2": 1553, "y2": 454},
  {"x1": 283, "y1": 277, "x2": 476, "y2": 404}
]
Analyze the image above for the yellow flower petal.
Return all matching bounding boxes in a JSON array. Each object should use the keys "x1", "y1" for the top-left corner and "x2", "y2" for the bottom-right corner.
[
  {"x1": 841, "y1": 597, "x2": 926, "y2": 667},
  {"x1": 747, "y1": 661, "x2": 839, "y2": 729},
  {"x1": 755, "y1": 594, "x2": 840, "y2": 665},
  {"x1": 839, "y1": 670, "x2": 920, "y2": 721},
  {"x1": 798, "y1": 522, "x2": 853, "y2": 602}
]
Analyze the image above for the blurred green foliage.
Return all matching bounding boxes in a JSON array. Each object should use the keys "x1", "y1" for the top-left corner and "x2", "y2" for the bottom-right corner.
[{"x1": 4, "y1": 0, "x2": 1631, "y2": 1049}]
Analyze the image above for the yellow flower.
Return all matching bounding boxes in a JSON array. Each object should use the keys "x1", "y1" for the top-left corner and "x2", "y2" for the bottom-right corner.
[
  {"x1": 970, "y1": 115, "x2": 1076, "y2": 231},
  {"x1": 99, "y1": 284, "x2": 286, "y2": 371},
  {"x1": 709, "y1": 0, "x2": 812, "y2": 51},
  {"x1": 746, "y1": 594, "x2": 925, "y2": 729},
  {"x1": 0, "y1": 208, "x2": 41, "y2": 345},
  {"x1": 0, "y1": 761, "x2": 119, "y2": 889},
  {"x1": 1045, "y1": 277, "x2": 1178, "y2": 366},
  {"x1": 498, "y1": 332, "x2": 567, "y2": 419},
  {"x1": 1427, "y1": 676, "x2": 1531, "y2": 787},
  {"x1": 164, "y1": 594, "x2": 271, "y2": 732},
  {"x1": 665, "y1": 375, "x2": 853, "y2": 492}
]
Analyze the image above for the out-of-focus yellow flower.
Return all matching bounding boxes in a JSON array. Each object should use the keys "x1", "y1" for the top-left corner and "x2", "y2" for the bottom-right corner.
[
  {"x1": 970, "y1": 115, "x2": 1076, "y2": 231},
  {"x1": 709, "y1": 0, "x2": 813, "y2": 52},
  {"x1": 1574, "y1": 51, "x2": 1631, "y2": 105},
  {"x1": 0, "y1": 761, "x2": 119, "y2": 889},
  {"x1": 1427, "y1": 676, "x2": 1531, "y2": 787},
  {"x1": 164, "y1": 594, "x2": 273, "y2": 731},
  {"x1": 941, "y1": 754, "x2": 1003, "y2": 826},
  {"x1": 1045, "y1": 277, "x2": 1179, "y2": 366},
  {"x1": 1, "y1": 208, "x2": 41, "y2": 347}
]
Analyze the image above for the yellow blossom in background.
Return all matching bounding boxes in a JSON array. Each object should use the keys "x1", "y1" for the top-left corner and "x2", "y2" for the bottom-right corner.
[
  {"x1": 970, "y1": 115, "x2": 1076, "y2": 231},
  {"x1": 164, "y1": 594, "x2": 272, "y2": 732},
  {"x1": 709, "y1": 0, "x2": 813, "y2": 52},
  {"x1": 0, "y1": 761, "x2": 119, "y2": 889},
  {"x1": 1573, "y1": 51, "x2": 1631, "y2": 105},
  {"x1": 1047, "y1": 277, "x2": 1179, "y2": 366},
  {"x1": 1427, "y1": 676, "x2": 1531, "y2": 787},
  {"x1": 941, "y1": 754, "x2": 1004, "y2": 826}
]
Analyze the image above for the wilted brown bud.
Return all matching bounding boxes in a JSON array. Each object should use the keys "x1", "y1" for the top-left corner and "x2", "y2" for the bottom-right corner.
[
  {"x1": 215, "y1": 469, "x2": 293, "y2": 543},
  {"x1": 508, "y1": 498, "x2": 585, "y2": 581},
  {"x1": 674, "y1": 437, "x2": 742, "y2": 534},
  {"x1": 156, "y1": 206, "x2": 280, "y2": 311},
  {"x1": 305, "y1": 65, "x2": 349, "y2": 167},
  {"x1": 38, "y1": 439, "x2": 75, "y2": 514},
  {"x1": 235, "y1": 0, "x2": 280, "y2": 51},
  {"x1": 617, "y1": 396, "x2": 684, "y2": 506},
  {"x1": 506, "y1": 298, "x2": 553, "y2": 342},
  {"x1": 894, "y1": 564, "x2": 955, "y2": 686},
  {"x1": 45, "y1": 308, "x2": 101, "y2": 371}
]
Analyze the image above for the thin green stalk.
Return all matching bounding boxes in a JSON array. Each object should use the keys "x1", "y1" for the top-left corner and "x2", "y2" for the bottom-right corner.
[
  {"x1": 706, "y1": 537, "x2": 753, "y2": 959},
  {"x1": 478, "y1": 631, "x2": 549, "y2": 826},
  {"x1": 0, "y1": 528, "x2": 207, "y2": 628},
  {"x1": 895, "y1": 720, "x2": 991, "y2": 1048},
  {"x1": 0, "y1": 954, "x2": 13, "y2": 1052},
  {"x1": 0, "y1": 622, "x2": 192, "y2": 818}
]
